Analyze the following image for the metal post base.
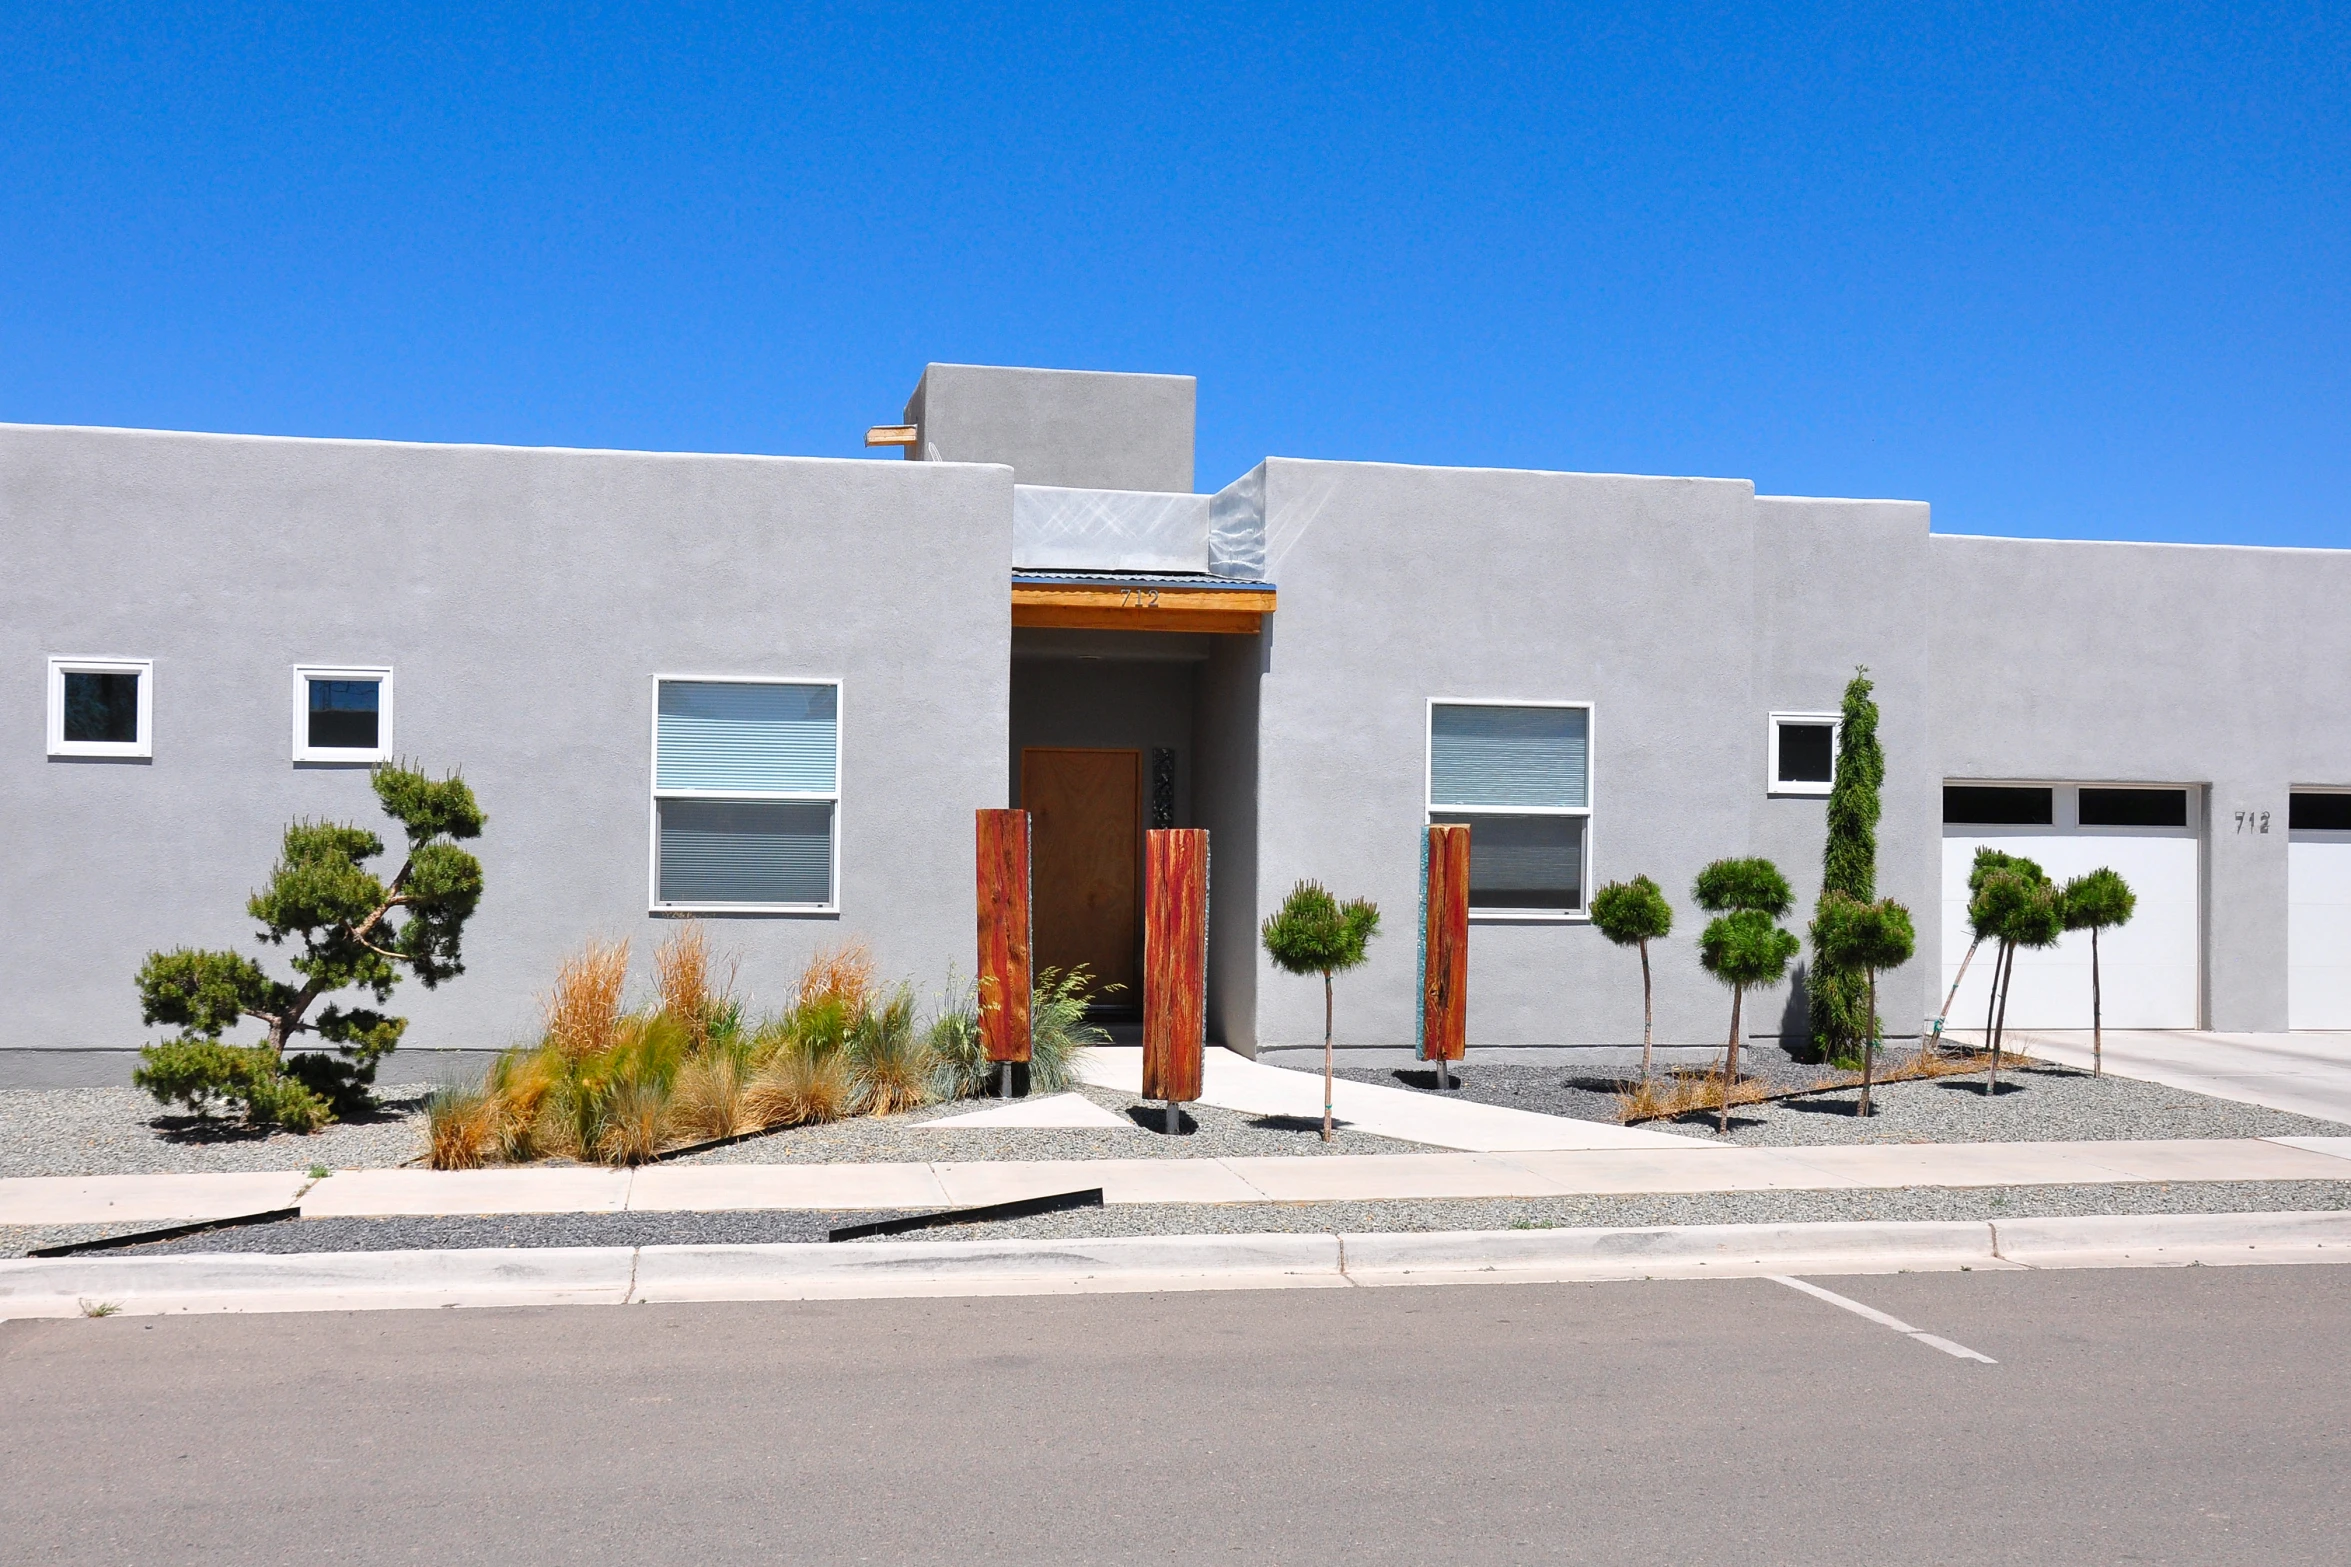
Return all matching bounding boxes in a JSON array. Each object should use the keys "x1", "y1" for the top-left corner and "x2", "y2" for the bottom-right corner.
[
  {"x1": 1165, "y1": 1099, "x2": 1179, "y2": 1135},
  {"x1": 1000, "y1": 1061, "x2": 1014, "y2": 1100}
]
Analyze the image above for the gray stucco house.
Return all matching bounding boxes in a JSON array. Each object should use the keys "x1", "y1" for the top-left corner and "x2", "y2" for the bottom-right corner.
[{"x1": 8, "y1": 362, "x2": 2351, "y2": 1086}]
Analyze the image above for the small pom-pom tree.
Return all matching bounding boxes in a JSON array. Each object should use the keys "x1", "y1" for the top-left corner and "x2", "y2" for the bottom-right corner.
[
  {"x1": 1810, "y1": 891, "x2": 1916, "y2": 1115},
  {"x1": 1694, "y1": 857, "x2": 1799, "y2": 1136},
  {"x1": 1262, "y1": 880, "x2": 1381, "y2": 1143},
  {"x1": 2062, "y1": 867, "x2": 2136, "y2": 1077},
  {"x1": 133, "y1": 762, "x2": 487, "y2": 1131},
  {"x1": 1590, "y1": 875, "x2": 1674, "y2": 1078}
]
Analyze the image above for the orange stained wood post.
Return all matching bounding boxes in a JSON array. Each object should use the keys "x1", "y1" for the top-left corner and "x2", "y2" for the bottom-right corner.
[
  {"x1": 1143, "y1": 828, "x2": 1208, "y2": 1103},
  {"x1": 1421, "y1": 823, "x2": 1470, "y2": 1063},
  {"x1": 976, "y1": 808, "x2": 1033, "y2": 1063}
]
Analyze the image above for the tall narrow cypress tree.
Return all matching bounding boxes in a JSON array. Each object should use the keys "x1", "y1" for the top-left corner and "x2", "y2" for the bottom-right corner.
[{"x1": 1808, "y1": 668, "x2": 1883, "y2": 1061}]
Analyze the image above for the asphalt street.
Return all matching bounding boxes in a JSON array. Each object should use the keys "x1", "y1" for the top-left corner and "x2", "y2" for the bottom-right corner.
[{"x1": 4, "y1": 1266, "x2": 2347, "y2": 1564}]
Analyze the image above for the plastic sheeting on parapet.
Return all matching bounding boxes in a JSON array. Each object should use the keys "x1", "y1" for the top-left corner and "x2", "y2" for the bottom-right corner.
[{"x1": 1013, "y1": 472, "x2": 1267, "y2": 580}]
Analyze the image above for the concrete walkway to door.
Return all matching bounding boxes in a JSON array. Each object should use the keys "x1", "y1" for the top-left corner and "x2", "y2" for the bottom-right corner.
[
  {"x1": 1076, "y1": 1046, "x2": 1695, "y2": 1151},
  {"x1": 1970, "y1": 1029, "x2": 2351, "y2": 1125}
]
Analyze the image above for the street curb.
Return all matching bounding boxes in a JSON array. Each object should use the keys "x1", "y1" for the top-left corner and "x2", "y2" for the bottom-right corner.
[{"x1": 3, "y1": 1211, "x2": 2347, "y2": 1319}]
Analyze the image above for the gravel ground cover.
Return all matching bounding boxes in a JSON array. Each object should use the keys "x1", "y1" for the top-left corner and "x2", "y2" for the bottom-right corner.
[
  {"x1": 11, "y1": 1179, "x2": 2350, "y2": 1258},
  {"x1": 1338, "y1": 1059, "x2": 2351, "y2": 1145},
  {"x1": 0, "y1": 1077, "x2": 1409, "y2": 1183},
  {"x1": 0, "y1": 1085, "x2": 433, "y2": 1178},
  {"x1": 665, "y1": 1084, "x2": 1416, "y2": 1164}
]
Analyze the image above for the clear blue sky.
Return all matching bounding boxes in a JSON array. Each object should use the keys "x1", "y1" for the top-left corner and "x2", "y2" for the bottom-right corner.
[{"x1": 4, "y1": 3, "x2": 2345, "y2": 544}]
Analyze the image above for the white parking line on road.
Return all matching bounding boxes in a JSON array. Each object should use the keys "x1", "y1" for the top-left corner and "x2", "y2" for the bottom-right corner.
[{"x1": 1768, "y1": 1274, "x2": 1998, "y2": 1363}]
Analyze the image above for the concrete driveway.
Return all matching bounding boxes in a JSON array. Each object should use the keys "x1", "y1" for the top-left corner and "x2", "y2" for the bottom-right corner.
[{"x1": 1993, "y1": 1029, "x2": 2351, "y2": 1124}]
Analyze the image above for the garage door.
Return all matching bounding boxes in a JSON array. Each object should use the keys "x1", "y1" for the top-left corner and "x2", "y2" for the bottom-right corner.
[
  {"x1": 1940, "y1": 783, "x2": 2201, "y2": 1031},
  {"x1": 2288, "y1": 792, "x2": 2351, "y2": 1029}
]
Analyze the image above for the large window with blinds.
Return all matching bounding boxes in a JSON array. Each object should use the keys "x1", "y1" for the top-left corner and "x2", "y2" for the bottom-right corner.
[
  {"x1": 1426, "y1": 699, "x2": 1593, "y2": 917},
  {"x1": 650, "y1": 677, "x2": 840, "y2": 911}
]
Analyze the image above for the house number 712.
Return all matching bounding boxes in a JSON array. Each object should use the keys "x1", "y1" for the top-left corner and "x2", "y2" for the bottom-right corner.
[
  {"x1": 2234, "y1": 811, "x2": 2271, "y2": 834},
  {"x1": 1118, "y1": 587, "x2": 1162, "y2": 608}
]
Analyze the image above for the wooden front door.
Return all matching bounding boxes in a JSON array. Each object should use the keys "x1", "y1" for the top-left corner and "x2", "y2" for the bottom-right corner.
[{"x1": 1021, "y1": 747, "x2": 1142, "y2": 1000}]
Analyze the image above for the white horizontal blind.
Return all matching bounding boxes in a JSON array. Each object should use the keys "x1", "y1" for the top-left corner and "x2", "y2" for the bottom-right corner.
[
  {"x1": 657, "y1": 681, "x2": 837, "y2": 794},
  {"x1": 1430, "y1": 704, "x2": 1587, "y2": 809},
  {"x1": 658, "y1": 800, "x2": 834, "y2": 906}
]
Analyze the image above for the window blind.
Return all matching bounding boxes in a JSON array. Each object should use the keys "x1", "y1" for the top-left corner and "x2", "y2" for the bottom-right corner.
[
  {"x1": 657, "y1": 681, "x2": 837, "y2": 794},
  {"x1": 1430, "y1": 704, "x2": 1587, "y2": 809},
  {"x1": 1434, "y1": 813, "x2": 1585, "y2": 910},
  {"x1": 657, "y1": 799, "x2": 834, "y2": 905}
]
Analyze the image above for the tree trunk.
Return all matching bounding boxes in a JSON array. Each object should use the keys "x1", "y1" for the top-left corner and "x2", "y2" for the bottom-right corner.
[
  {"x1": 1719, "y1": 986, "x2": 1744, "y2": 1137},
  {"x1": 1859, "y1": 968, "x2": 1878, "y2": 1117},
  {"x1": 2091, "y1": 926, "x2": 2104, "y2": 1078},
  {"x1": 1639, "y1": 937, "x2": 1655, "y2": 1079},
  {"x1": 1321, "y1": 970, "x2": 1335, "y2": 1144},
  {"x1": 1939, "y1": 934, "x2": 1983, "y2": 1037},
  {"x1": 1981, "y1": 940, "x2": 2007, "y2": 1095},
  {"x1": 1989, "y1": 941, "x2": 2016, "y2": 1095}
]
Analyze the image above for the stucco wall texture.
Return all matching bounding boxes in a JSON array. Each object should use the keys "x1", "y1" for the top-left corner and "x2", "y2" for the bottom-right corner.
[
  {"x1": 8, "y1": 364, "x2": 2347, "y2": 1081},
  {"x1": 1, "y1": 425, "x2": 1012, "y2": 1080}
]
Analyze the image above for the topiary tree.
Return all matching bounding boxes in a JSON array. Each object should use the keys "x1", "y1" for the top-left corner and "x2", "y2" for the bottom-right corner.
[
  {"x1": 2062, "y1": 867, "x2": 2136, "y2": 1078},
  {"x1": 1969, "y1": 861, "x2": 2062, "y2": 1096},
  {"x1": 1937, "y1": 847, "x2": 2029, "y2": 1043},
  {"x1": 1811, "y1": 892, "x2": 1916, "y2": 1116},
  {"x1": 133, "y1": 763, "x2": 487, "y2": 1131},
  {"x1": 1808, "y1": 669, "x2": 1884, "y2": 1063},
  {"x1": 1590, "y1": 875, "x2": 1674, "y2": 1078},
  {"x1": 1693, "y1": 857, "x2": 1799, "y2": 1135},
  {"x1": 1262, "y1": 880, "x2": 1381, "y2": 1143}
]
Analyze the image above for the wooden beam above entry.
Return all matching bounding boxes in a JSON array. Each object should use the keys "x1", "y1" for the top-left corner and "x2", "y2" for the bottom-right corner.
[{"x1": 1010, "y1": 581, "x2": 1276, "y2": 635}]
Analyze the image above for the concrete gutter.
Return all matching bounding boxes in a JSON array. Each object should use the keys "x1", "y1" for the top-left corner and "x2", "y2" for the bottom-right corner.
[{"x1": 4, "y1": 1211, "x2": 2347, "y2": 1320}]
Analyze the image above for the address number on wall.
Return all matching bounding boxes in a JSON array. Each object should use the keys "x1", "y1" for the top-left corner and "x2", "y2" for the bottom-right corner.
[
  {"x1": 1118, "y1": 588, "x2": 1163, "y2": 608},
  {"x1": 2234, "y1": 811, "x2": 2271, "y2": 834}
]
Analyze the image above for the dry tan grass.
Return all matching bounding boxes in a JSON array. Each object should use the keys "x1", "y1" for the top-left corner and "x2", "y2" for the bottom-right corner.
[
  {"x1": 796, "y1": 941, "x2": 877, "y2": 1019},
  {"x1": 424, "y1": 1085, "x2": 506, "y2": 1170},
  {"x1": 668, "y1": 1053, "x2": 755, "y2": 1142},
  {"x1": 746, "y1": 1044, "x2": 857, "y2": 1129},
  {"x1": 543, "y1": 938, "x2": 629, "y2": 1061},
  {"x1": 1615, "y1": 1065, "x2": 1781, "y2": 1124},
  {"x1": 653, "y1": 921, "x2": 736, "y2": 1051},
  {"x1": 595, "y1": 1080, "x2": 669, "y2": 1165}
]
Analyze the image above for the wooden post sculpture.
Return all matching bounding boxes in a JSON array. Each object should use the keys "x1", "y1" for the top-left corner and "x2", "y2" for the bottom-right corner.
[
  {"x1": 1419, "y1": 823, "x2": 1470, "y2": 1090},
  {"x1": 976, "y1": 808, "x2": 1033, "y2": 1099},
  {"x1": 1143, "y1": 828, "x2": 1209, "y2": 1133}
]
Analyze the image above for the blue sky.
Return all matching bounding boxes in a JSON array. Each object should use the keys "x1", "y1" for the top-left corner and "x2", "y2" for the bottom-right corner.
[{"x1": 3, "y1": 3, "x2": 2344, "y2": 544}]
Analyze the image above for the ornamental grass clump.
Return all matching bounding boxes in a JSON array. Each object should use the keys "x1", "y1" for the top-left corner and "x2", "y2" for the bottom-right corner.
[{"x1": 432, "y1": 932, "x2": 1072, "y2": 1169}]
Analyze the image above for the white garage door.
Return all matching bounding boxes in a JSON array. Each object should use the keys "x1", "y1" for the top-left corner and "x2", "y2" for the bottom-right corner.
[
  {"x1": 2288, "y1": 793, "x2": 2351, "y2": 1028},
  {"x1": 1940, "y1": 783, "x2": 2200, "y2": 1031}
]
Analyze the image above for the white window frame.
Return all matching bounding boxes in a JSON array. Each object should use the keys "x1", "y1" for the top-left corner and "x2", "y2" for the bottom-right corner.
[
  {"x1": 46, "y1": 656, "x2": 154, "y2": 759},
  {"x1": 1425, "y1": 696, "x2": 1595, "y2": 922},
  {"x1": 1768, "y1": 711, "x2": 1840, "y2": 797},
  {"x1": 292, "y1": 665, "x2": 395, "y2": 763},
  {"x1": 648, "y1": 673, "x2": 843, "y2": 915}
]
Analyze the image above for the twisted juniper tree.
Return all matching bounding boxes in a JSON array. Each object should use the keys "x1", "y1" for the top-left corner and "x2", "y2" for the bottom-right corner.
[
  {"x1": 1694, "y1": 858, "x2": 1800, "y2": 1136},
  {"x1": 1591, "y1": 875, "x2": 1674, "y2": 1079},
  {"x1": 1808, "y1": 668, "x2": 1884, "y2": 1062},
  {"x1": 1969, "y1": 860, "x2": 2062, "y2": 1096},
  {"x1": 1261, "y1": 880, "x2": 1380, "y2": 1143},
  {"x1": 133, "y1": 763, "x2": 487, "y2": 1131}
]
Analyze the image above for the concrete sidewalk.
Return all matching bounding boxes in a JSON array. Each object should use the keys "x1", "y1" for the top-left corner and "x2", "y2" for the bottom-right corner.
[
  {"x1": 6, "y1": 1210, "x2": 2348, "y2": 1318},
  {"x1": 1077, "y1": 1045, "x2": 1694, "y2": 1151},
  {"x1": 10, "y1": 1136, "x2": 2351, "y2": 1227},
  {"x1": 1976, "y1": 1029, "x2": 2351, "y2": 1124}
]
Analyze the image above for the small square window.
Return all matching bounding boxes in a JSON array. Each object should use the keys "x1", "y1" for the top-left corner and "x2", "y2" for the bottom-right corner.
[
  {"x1": 292, "y1": 666, "x2": 393, "y2": 762},
  {"x1": 47, "y1": 658, "x2": 153, "y2": 758},
  {"x1": 1768, "y1": 712, "x2": 1838, "y2": 796}
]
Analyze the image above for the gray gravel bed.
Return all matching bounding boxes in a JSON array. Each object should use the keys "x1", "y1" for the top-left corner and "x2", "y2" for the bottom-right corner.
[
  {"x1": 1340, "y1": 1059, "x2": 2351, "y2": 1146},
  {"x1": 873, "y1": 1179, "x2": 2351, "y2": 1241},
  {"x1": 0, "y1": 1085, "x2": 432, "y2": 1177},
  {"x1": 13, "y1": 1180, "x2": 2349, "y2": 1258},
  {"x1": 666, "y1": 1083, "x2": 1417, "y2": 1164}
]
